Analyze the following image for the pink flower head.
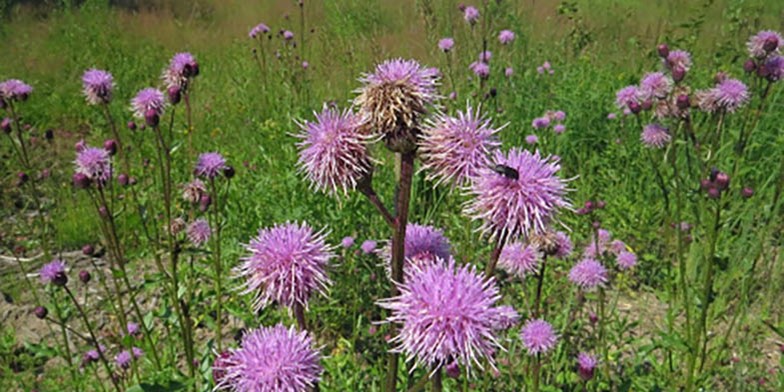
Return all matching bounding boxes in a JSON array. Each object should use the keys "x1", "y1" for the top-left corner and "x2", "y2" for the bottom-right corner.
[
  {"x1": 553, "y1": 124, "x2": 566, "y2": 134},
  {"x1": 577, "y1": 352, "x2": 598, "y2": 381},
  {"x1": 714, "y1": 79, "x2": 749, "y2": 112},
  {"x1": 75, "y1": 146, "x2": 112, "y2": 184},
  {"x1": 0, "y1": 79, "x2": 33, "y2": 102},
  {"x1": 520, "y1": 319, "x2": 558, "y2": 355},
  {"x1": 610, "y1": 240, "x2": 627, "y2": 255},
  {"x1": 638, "y1": 72, "x2": 673, "y2": 101},
  {"x1": 463, "y1": 6, "x2": 480, "y2": 24},
  {"x1": 295, "y1": 106, "x2": 372, "y2": 195},
  {"x1": 130, "y1": 88, "x2": 165, "y2": 119},
  {"x1": 361, "y1": 240, "x2": 377, "y2": 255},
  {"x1": 747, "y1": 30, "x2": 783, "y2": 58},
  {"x1": 505, "y1": 67, "x2": 514, "y2": 77},
  {"x1": 187, "y1": 218, "x2": 211, "y2": 247},
  {"x1": 162, "y1": 52, "x2": 199, "y2": 90},
  {"x1": 195, "y1": 152, "x2": 227, "y2": 179},
  {"x1": 525, "y1": 134, "x2": 539, "y2": 145},
  {"x1": 465, "y1": 148, "x2": 571, "y2": 241},
  {"x1": 40, "y1": 259, "x2": 67, "y2": 285},
  {"x1": 641, "y1": 123, "x2": 671, "y2": 148},
  {"x1": 617, "y1": 251, "x2": 637, "y2": 270},
  {"x1": 283, "y1": 30, "x2": 295, "y2": 41},
  {"x1": 665, "y1": 50, "x2": 692, "y2": 72},
  {"x1": 615, "y1": 85, "x2": 639, "y2": 109},
  {"x1": 378, "y1": 258, "x2": 512, "y2": 373},
  {"x1": 249, "y1": 23, "x2": 270, "y2": 38},
  {"x1": 498, "y1": 30, "x2": 515, "y2": 45},
  {"x1": 341, "y1": 236, "x2": 355, "y2": 248},
  {"x1": 381, "y1": 224, "x2": 451, "y2": 274},
  {"x1": 419, "y1": 103, "x2": 502, "y2": 187},
  {"x1": 239, "y1": 222, "x2": 333, "y2": 310},
  {"x1": 553, "y1": 231, "x2": 573, "y2": 259},
  {"x1": 532, "y1": 117, "x2": 550, "y2": 129},
  {"x1": 214, "y1": 324, "x2": 322, "y2": 392},
  {"x1": 469, "y1": 61, "x2": 490, "y2": 79},
  {"x1": 81, "y1": 69, "x2": 114, "y2": 105},
  {"x1": 438, "y1": 38, "x2": 455, "y2": 52},
  {"x1": 115, "y1": 351, "x2": 132, "y2": 370},
  {"x1": 132, "y1": 347, "x2": 144, "y2": 359},
  {"x1": 478, "y1": 51, "x2": 492, "y2": 62},
  {"x1": 498, "y1": 241, "x2": 541, "y2": 278},
  {"x1": 569, "y1": 258, "x2": 608, "y2": 290},
  {"x1": 763, "y1": 55, "x2": 784, "y2": 81}
]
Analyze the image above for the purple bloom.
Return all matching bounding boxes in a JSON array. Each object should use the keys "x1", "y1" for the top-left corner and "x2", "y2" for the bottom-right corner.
[
  {"x1": 714, "y1": 79, "x2": 749, "y2": 112},
  {"x1": 505, "y1": 67, "x2": 514, "y2": 77},
  {"x1": 0, "y1": 79, "x2": 33, "y2": 102},
  {"x1": 40, "y1": 259, "x2": 67, "y2": 286},
  {"x1": 641, "y1": 123, "x2": 671, "y2": 149},
  {"x1": 283, "y1": 30, "x2": 295, "y2": 41},
  {"x1": 195, "y1": 152, "x2": 227, "y2": 179},
  {"x1": 302, "y1": 61, "x2": 309, "y2": 70},
  {"x1": 464, "y1": 6, "x2": 480, "y2": 24},
  {"x1": 478, "y1": 51, "x2": 492, "y2": 62},
  {"x1": 553, "y1": 231, "x2": 573, "y2": 259},
  {"x1": 465, "y1": 148, "x2": 571, "y2": 241},
  {"x1": 615, "y1": 85, "x2": 639, "y2": 109},
  {"x1": 638, "y1": 72, "x2": 672, "y2": 101},
  {"x1": 498, "y1": 30, "x2": 515, "y2": 45},
  {"x1": 126, "y1": 322, "x2": 141, "y2": 337},
  {"x1": 438, "y1": 38, "x2": 455, "y2": 52},
  {"x1": 75, "y1": 146, "x2": 112, "y2": 184},
  {"x1": 295, "y1": 106, "x2": 372, "y2": 195},
  {"x1": 617, "y1": 251, "x2": 637, "y2": 270},
  {"x1": 249, "y1": 23, "x2": 270, "y2": 38},
  {"x1": 607, "y1": 113, "x2": 617, "y2": 120},
  {"x1": 419, "y1": 103, "x2": 502, "y2": 187},
  {"x1": 469, "y1": 61, "x2": 490, "y2": 79},
  {"x1": 537, "y1": 66, "x2": 544, "y2": 74},
  {"x1": 577, "y1": 352, "x2": 598, "y2": 381},
  {"x1": 665, "y1": 50, "x2": 692, "y2": 71},
  {"x1": 492, "y1": 305, "x2": 521, "y2": 330},
  {"x1": 361, "y1": 240, "x2": 377, "y2": 255},
  {"x1": 187, "y1": 219, "x2": 212, "y2": 247},
  {"x1": 81, "y1": 69, "x2": 114, "y2": 105},
  {"x1": 380, "y1": 224, "x2": 451, "y2": 273},
  {"x1": 378, "y1": 258, "x2": 512, "y2": 372},
  {"x1": 132, "y1": 347, "x2": 144, "y2": 359},
  {"x1": 553, "y1": 124, "x2": 566, "y2": 134},
  {"x1": 130, "y1": 88, "x2": 165, "y2": 119},
  {"x1": 498, "y1": 241, "x2": 541, "y2": 278},
  {"x1": 162, "y1": 52, "x2": 199, "y2": 90},
  {"x1": 763, "y1": 55, "x2": 784, "y2": 81},
  {"x1": 569, "y1": 258, "x2": 608, "y2": 290},
  {"x1": 341, "y1": 236, "x2": 355, "y2": 248},
  {"x1": 525, "y1": 134, "x2": 539, "y2": 145},
  {"x1": 520, "y1": 319, "x2": 558, "y2": 355},
  {"x1": 553, "y1": 111, "x2": 566, "y2": 121},
  {"x1": 239, "y1": 222, "x2": 333, "y2": 310},
  {"x1": 747, "y1": 30, "x2": 783, "y2": 58},
  {"x1": 610, "y1": 240, "x2": 627, "y2": 255},
  {"x1": 214, "y1": 324, "x2": 322, "y2": 392},
  {"x1": 115, "y1": 350, "x2": 132, "y2": 370},
  {"x1": 532, "y1": 117, "x2": 550, "y2": 129}
]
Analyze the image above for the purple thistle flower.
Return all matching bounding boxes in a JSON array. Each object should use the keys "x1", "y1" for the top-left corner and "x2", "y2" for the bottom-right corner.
[
  {"x1": 641, "y1": 123, "x2": 671, "y2": 149},
  {"x1": 81, "y1": 69, "x2": 114, "y2": 105},
  {"x1": 553, "y1": 124, "x2": 566, "y2": 134},
  {"x1": 130, "y1": 88, "x2": 165, "y2": 119},
  {"x1": 498, "y1": 241, "x2": 541, "y2": 278},
  {"x1": 665, "y1": 50, "x2": 692, "y2": 72},
  {"x1": 713, "y1": 79, "x2": 749, "y2": 112},
  {"x1": 577, "y1": 352, "x2": 598, "y2": 381},
  {"x1": 492, "y1": 305, "x2": 521, "y2": 330},
  {"x1": 469, "y1": 61, "x2": 490, "y2": 79},
  {"x1": 380, "y1": 224, "x2": 452, "y2": 274},
  {"x1": 361, "y1": 240, "x2": 377, "y2": 255},
  {"x1": 195, "y1": 152, "x2": 227, "y2": 179},
  {"x1": 465, "y1": 148, "x2": 571, "y2": 241},
  {"x1": 537, "y1": 66, "x2": 544, "y2": 74},
  {"x1": 525, "y1": 134, "x2": 539, "y2": 145},
  {"x1": 553, "y1": 231, "x2": 573, "y2": 259},
  {"x1": 341, "y1": 236, "x2": 355, "y2": 248},
  {"x1": 438, "y1": 38, "x2": 455, "y2": 52},
  {"x1": 464, "y1": 6, "x2": 480, "y2": 25},
  {"x1": 249, "y1": 22, "x2": 270, "y2": 38},
  {"x1": 0, "y1": 79, "x2": 33, "y2": 102},
  {"x1": 478, "y1": 51, "x2": 492, "y2": 62},
  {"x1": 283, "y1": 30, "x2": 295, "y2": 41},
  {"x1": 607, "y1": 113, "x2": 617, "y2": 120},
  {"x1": 419, "y1": 103, "x2": 502, "y2": 187},
  {"x1": 115, "y1": 350, "x2": 132, "y2": 370},
  {"x1": 553, "y1": 110, "x2": 566, "y2": 121},
  {"x1": 162, "y1": 52, "x2": 199, "y2": 90},
  {"x1": 239, "y1": 222, "x2": 333, "y2": 310},
  {"x1": 378, "y1": 258, "x2": 512, "y2": 373},
  {"x1": 569, "y1": 258, "x2": 608, "y2": 290},
  {"x1": 763, "y1": 55, "x2": 784, "y2": 81},
  {"x1": 532, "y1": 117, "x2": 550, "y2": 129},
  {"x1": 617, "y1": 251, "x2": 637, "y2": 270},
  {"x1": 610, "y1": 239, "x2": 627, "y2": 255},
  {"x1": 214, "y1": 324, "x2": 322, "y2": 392},
  {"x1": 295, "y1": 106, "x2": 372, "y2": 195},
  {"x1": 83, "y1": 346, "x2": 103, "y2": 365},
  {"x1": 126, "y1": 322, "x2": 141, "y2": 337},
  {"x1": 638, "y1": 72, "x2": 672, "y2": 101},
  {"x1": 747, "y1": 30, "x2": 783, "y2": 58},
  {"x1": 520, "y1": 319, "x2": 558, "y2": 355},
  {"x1": 132, "y1": 347, "x2": 144, "y2": 359},
  {"x1": 40, "y1": 259, "x2": 67, "y2": 286},
  {"x1": 75, "y1": 146, "x2": 112, "y2": 184},
  {"x1": 615, "y1": 85, "x2": 639, "y2": 109},
  {"x1": 505, "y1": 67, "x2": 514, "y2": 77},
  {"x1": 498, "y1": 30, "x2": 515, "y2": 45},
  {"x1": 187, "y1": 219, "x2": 211, "y2": 247}
]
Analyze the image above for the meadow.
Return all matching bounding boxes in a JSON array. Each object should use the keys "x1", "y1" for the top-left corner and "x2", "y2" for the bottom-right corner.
[{"x1": 1, "y1": 0, "x2": 783, "y2": 391}]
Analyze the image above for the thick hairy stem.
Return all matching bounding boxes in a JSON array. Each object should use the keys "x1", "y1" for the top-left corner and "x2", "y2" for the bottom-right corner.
[{"x1": 484, "y1": 235, "x2": 506, "y2": 278}]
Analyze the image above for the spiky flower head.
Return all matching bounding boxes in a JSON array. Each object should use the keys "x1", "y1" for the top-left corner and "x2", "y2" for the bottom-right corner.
[
  {"x1": 464, "y1": 6, "x2": 480, "y2": 24},
  {"x1": 0, "y1": 79, "x2": 33, "y2": 102},
  {"x1": 665, "y1": 50, "x2": 692, "y2": 72},
  {"x1": 295, "y1": 106, "x2": 373, "y2": 195},
  {"x1": 615, "y1": 85, "x2": 639, "y2": 109},
  {"x1": 182, "y1": 179, "x2": 207, "y2": 204},
  {"x1": 361, "y1": 240, "x2": 377, "y2": 255},
  {"x1": 130, "y1": 88, "x2": 165, "y2": 119},
  {"x1": 380, "y1": 223, "x2": 452, "y2": 274},
  {"x1": 747, "y1": 30, "x2": 783, "y2": 58},
  {"x1": 469, "y1": 61, "x2": 490, "y2": 79},
  {"x1": 617, "y1": 251, "x2": 637, "y2": 270},
  {"x1": 195, "y1": 152, "x2": 227, "y2": 179},
  {"x1": 577, "y1": 352, "x2": 598, "y2": 381},
  {"x1": 763, "y1": 55, "x2": 784, "y2": 81},
  {"x1": 714, "y1": 79, "x2": 749, "y2": 112},
  {"x1": 354, "y1": 59, "x2": 439, "y2": 152},
  {"x1": 239, "y1": 222, "x2": 333, "y2": 310},
  {"x1": 465, "y1": 148, "x2": 570, "y2": 241},
  {"x1": 162, "y1": 52, "x2": 199, "y2": 90},
  {"x1": 569, "y1": 258, "x2": 608, "y2": 290},
  {"x1": 75, "y1": 146, "x2": 112, "y2": 185},
  {"x1": 81, "y1": 69, "x2": 114, "y2": 105},
  {"x1": 498, "y1": 241, "x2": 541, "y2": 279},
  {"x1": 498, "y1": 30, "x2": 515, "y2": 45},
  {"x1": 520, "y1": 319, "x2": 558, "y2": 355},
  {"x1": 187, "y1": 219, "x2": 211, "y2": 247},
  {"x1": 438, "y1": 38, "x2": 455, "y2": 52},
  {"x1": 638, "y1": 72, "x2": 673, "y2": 101},
  {"x1": 378, "y1": 258, "x2": 513, "y2": 373},
  {"x1": 419, "y1": 103, "x2": 502, "y2": 187},
  {"x1": 553, "y1": 231, "x2": 573, "y2": 259},
  {"x1": 641, "y1": 123, "x2": 671, "y2": 149},
  {"x1": 115, "y1": 350, "x2": 132, "y2": 370},
  {"x1": 249, "y1": 23, "x2": 270, "y2": 38},
  {"x1": 214, "y1": 324, "x2": 322, "y2": 392},
  {"x1": 40, "y1": 259, "x2": 67, "y2": 286}
]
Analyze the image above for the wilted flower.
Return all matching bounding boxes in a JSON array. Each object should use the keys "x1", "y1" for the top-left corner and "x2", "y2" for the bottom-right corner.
[
  {"x1": 130, "y1": 88, "x2": 165, "y2": 119},
  {"x1": 182, "y1": 179, "x2": 207, "y2": 204},
  {"x1": 187, "y1": 219, "x2": 212, "y2": 247},
  {"x1": 520, "y1": 319, "x2": 558, "y2": 355},
  {"x1": 40, "y1": 259, "x2": 67, "y2": 286},
  {"x1": 239, "y1": 222, "x2": 333, "y2": 310},
  {"x1": 0, "y1": 79, "x2": 33, "y2": 102},
  {"x1": 641, "y1": 123, "x2": 671, "y2": 148},
  {"x1": 162, "y1": 52, "x2": 199, "y2": 90},
  {"x1": 81, "y1": 69, "x2": 114, "y2": 105},
  {"x1": 295, "y1": 106, "x2": 372, "y2": 195},
  {"x1": 498, "y1": 241, "x2": 541, "y2": 278},
  {"x1": 569, "y1": 258, "x2": 608, "y2": 290},
  {"x1": 75, "y1": 146, "x2": 112, "y2": 185},
  {"x1": 195, "y1": 152, "x2": 227, "y2": 179},
  {"x1": 419, "y1": 103, "x2": 502, "y2": 187},
  {"x1": 498, "y1": 30, "x2": 515, "y2": 45},
  {"x1": 747, "y1": 30, "x2": 783, "y2": 58},
  {"x1": 762, "y1": 55, "x2": 784, "y2": 81},
  {"x1": 438, "y1": 38, "x2": 455, "y2": 52}
]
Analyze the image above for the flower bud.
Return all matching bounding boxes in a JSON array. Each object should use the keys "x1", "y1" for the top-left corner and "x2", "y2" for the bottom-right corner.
[
  {"x1": 742, "y1": 187, "x2": 754, "y2": 198},
  {"x1": 103, "y1": 139, "x2": 118, "y2": 156},
  {"x1": 127, "y1": 121, "x2": 137, "y2": 131},
  {"x1": 16, "y1": 172, "x2": 29, "y2": 186},
  {"x1": 657, "y1": 43, "x2": 669, "y2": 58},
  {"x1": 589, "y1": 312, "x2": 598, "y2": 324},
  {"x1": 117, "y1": 173, "x2": 129, "y2": 187},
  {"x1": 584, "y1": 200, "x2": 594, "y2": 211},
  {"x1": 44, "y1": 129, "x2": 54, "y2": 141},
  {"x1": 79, "y1": 270, "x2": 91, "y2": 284},
  {"x1": 743, "y1": 59, "x2": 756, "y2": 73},
  {"x1": 82, "y1": 244, "x2": 95, "y2": 256},
  {"x1": 592, "y1": 221, "x2": 601, "y2": 229},
  {"x1": 445, "y1": 361, "x2": 461, "y2": 379},
  {"x1": 223, "y1": 165, "x2": 235, "y2": 179},
  {"x1": 34, "y1": 306, "x2": 48, "y2": 319},
  {"x1": 52, "y1": 271, "x2": 68, "y2": 287},
  {"x1": 596, "y1": 200, "x2": 606, "y2": 209},
  {"x1": 672, "y1": 66, "x2": 686, "y2": 83},
  {"x1": 700, "y1": 178, "x2": 712, "y2": 191},
  {"x1": 72, "y1": 172, "x2": 91, "y2": 189},
  {"x1": 763, "y1": 36, "x2": 779, "y2": 53},
  {"x1": 1, "y1": 118, "x2": 11, "y2": 134},
  {"x1": 98, "y1": 205, "x2": 109, "y2": 218},
  {"x1": 707, "y1": 187, "x2": 721, "y2": 199},
  {"x1": 628, "y1": 101, "x2": 642, "y2": 114},
  {"x1": 144, "y1": 109, "x2": 159, "y2": 127},
  {"x1": 212, "y1": 351, "x2": 233, "y2": 386},
  {"x1": 676, "y1": 94, "x2": 690, "y2": 110},
  {"x1": 167, "y1": 86, "x2": 181, "y2": 105},
  {"x1": 715, "y1": 172, "x2": 730, "y2": 190},
  {"x1": 641, "y1": 99, "x2": 653, "y2": 111}
]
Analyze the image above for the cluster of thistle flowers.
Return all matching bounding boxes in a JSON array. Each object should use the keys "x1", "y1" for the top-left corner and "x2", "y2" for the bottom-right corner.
[
  {"x1": 248, "y1": 16, "x2": 309, "y2": 70},
  {"x1": 528, "y1": 109, "x2": 567, "y2": 144}
]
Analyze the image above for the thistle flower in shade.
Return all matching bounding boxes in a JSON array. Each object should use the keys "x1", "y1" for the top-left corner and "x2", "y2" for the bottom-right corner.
[
  {"x1": 525, "y1": 134, "x2": 538, "y2": 145},
  {"x1": 469, "y1": 61, "x2": 490, "y2": 79},
  {"x1": 665, "y1": 50, "x2": 692, "y2": 72},
  {"x1": 380, "y1": 224, "x2": 451, "y2": 273},
  {"x1": 249, "y1": 22, "x2": 270, "y2": 38},
  {"x1": 295, "y1": 106, "x2": 372, "y2": 195},
  {"x1": 354, "y1": 59, "x2": 439, "y2": 152},
  {"x1": 75, "y1": 146, "x2": 112, "y2": 184},
  {"x1": 378, "y1": 258, "x2": 512, "y2": 373},
  {"x1": 341, "y1": 236, "x2": 355, "y2": 248},
  {"x1": 520, "y1": 319, "x2": 558, "y2": 355},
  {"x1": 40, "y1": 259, "x2": 67, "y2": 286},
  {"x1": 195, "y1": 152, "x2": 227, "y2": 179},
  {"x1": 81, "y1": 69, "x2": 114, "y2": 105},
  {"x1": 498, "y1": 30, "x2": 515, "y2": 45},
  {"x1": 714, "y1": 79, "x2": 749, "y2": 112},
  {"x1": 638, "y1": 72, "x2": 672, "y2": 101},
  {"x1": 419, "y1": 104, "x2": 502, "y2": 187},
  {"x1": 132, "y1": 347, "x2": 144, "y2": 359},
  {"x1": 577, "y1": 352, "x2": 598, "y2": 381},
  {"x1": 641, "y1": 123, "x2": 671, "y2": 148},
  {"x1": 214, "y1": 324, "x2": 322, "y2": 392},
  {"x1": 162, "y1": 52, "x2": 199, "y2": 90},
  {"x1": 463, "y1": 6, "x2": 479, "y2": 24},
  {"x1": 552, "y1": 231, "x2": 573, "y2": 259},
  {"x1": 617, "y1": 251, "x2": 637, "y2": 270},
  {"x1": 763, "y1": 55, "x2": 784, "y2": 81},
  {"x1": 465, "y1": 148, "x2": 570, "y2": 241},
  {"x1": 532, "y1": 117, "x2": 550, "y2": 129},
  {"x1": 747, "y1": 30, "x2": 783, "y2": 58},
  {"x1": 361, "y1": 240, "x2": 377, "y2": 255},
  {"x1": 498, "y1": 241, "x2": 541, "y2": 278},
  {"x1": 569, "y1": 258, "x2": 608, "y2": 290},
  {"x1": 187, "y1": 219, "x2": 212, "y2": 247},
  {"x1": 130, "y1": 88, "x2": 165, "y2": 119},
  {"x1": 438, "y1": 38, "x2": 455, "y2": 52},
  {"x1": 115, "y1": 350, "x2": 132, "y2": 370},
  {"x1": 0, "y1": 79, "x2": 33, "y2": 101},
  {"x1": 239, "y1": 222, "x2": 333, "y2": 310},
  {"x1": 126, "y1": 322, "x2": 141, "y2": 337}
]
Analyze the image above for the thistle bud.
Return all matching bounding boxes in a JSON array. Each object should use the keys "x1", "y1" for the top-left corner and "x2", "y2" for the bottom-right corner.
[
  {"x1": 167, "y1": 86, "x2": 181, "y2": 105},
  {"x1": 763, "y1": 36, "x2": 779, "y2": 53},
  {"x1": 628, "y1": 101, "x2": 642, "y2": 115},
  {"x1": 672, "y1": 66, "x2": 686, "y2": 83},
  {"x1": 144, "y1": 109, "x2": 159, "y2": 127},
  {"x1": 34, "y1": 306, "x2": 48, "y2": 319},
  {"x1": 82, "y1": 244, "x2": 95, "y2": 256},
  {"x1": 127, "y1": 121, "x2": 137, "y2": 131},
  {"x1": 72, "y1": 173, "x2": 91, "y2": 189},
  {"x1": 1, "y1": 118, "x2": 11, "y2": 134},
  {"x1": 223, "y1": 165, "x2": 235, "y2": 179},
  {"x1": 641, "y1": 99, "x2": 653, "y2": 111},
  {"x1": 103, "y1": 139, "x2": 118, "y2": 156},
  {"x1": 199, "y1": 194, "x2": 212, "y2": 212},
  {"x1": 707, "y1": 187, "x2": 721, "y2": 199},
  {"x1": 743, "y1": 59, "x2": 756, "y2": 73},
  {"x1": 742, "y1": 187, "x2": 754, "y2": 198},
  {"x1": 715, "y1": 172, "x2": 730, "y2": 190},
  {"x1": 44, "y1": 129, "x2": 54, "y2": 141},
  {"x1": 98, "y1": 205, "x2": 109, "y2": 218},
  {"x1": 117, "y1": 173, "x2": 129, "y2": 187},
  {"x1": 676, "y1": 94, "x2": 690, "y2": 110},
  {"x1": 445, "y1": 361, "x2": 461, "y2": 379},
  {"x1": 16, "y1": 172, "x2": 29, "y2": 186},
  {"x1": 79, "y1": 270, "x2": 91, "y2": 284},
  {"x1": 657, "y1": 44, "x2": 670, "y2": 58}
]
